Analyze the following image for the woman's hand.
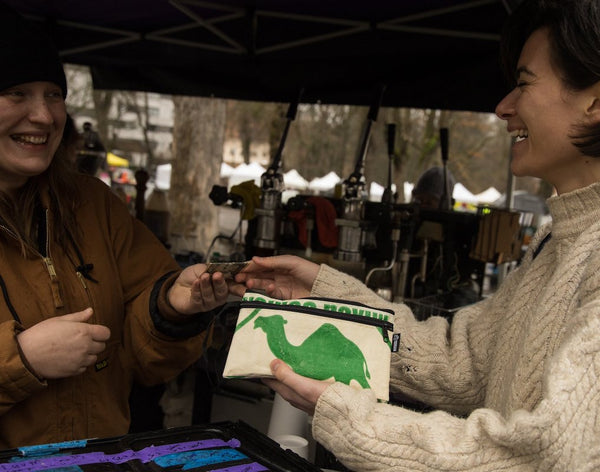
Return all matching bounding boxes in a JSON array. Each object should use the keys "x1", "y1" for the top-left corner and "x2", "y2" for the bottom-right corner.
[
  {"x1": 168, "y1": 263, "x2": 239, "y2": 314},
  {"x1": 232, "y1": 255, "x2": 320, "y2": 299},
  {"x1": 17, "y1": 308, "x2": 110, "y2": 379},
  {"x1": 262, "y1": 359, "x2": 329, "y2": 416}
]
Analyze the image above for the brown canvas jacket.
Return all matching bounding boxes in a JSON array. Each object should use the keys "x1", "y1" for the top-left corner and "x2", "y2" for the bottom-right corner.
[{"x1": 0, "y1": 175, "x2": 213, "y2": 449}]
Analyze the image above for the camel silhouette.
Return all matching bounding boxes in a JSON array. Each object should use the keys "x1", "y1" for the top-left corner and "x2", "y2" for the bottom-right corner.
[{"x1": 254, "y1": 314, "x2": 371, "y2": 389}]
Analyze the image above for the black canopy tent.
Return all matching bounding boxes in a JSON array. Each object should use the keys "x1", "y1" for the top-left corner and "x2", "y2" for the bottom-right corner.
[{"x1": 5, "y1": 0, "x2": 520, "y2": 113}]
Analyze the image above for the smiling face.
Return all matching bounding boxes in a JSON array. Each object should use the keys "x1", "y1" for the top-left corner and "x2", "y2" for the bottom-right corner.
[
  {"x1": 495, "y1": 28, "x2": 600, "y2": 194},
  {"x1": 0, "y1": 81, "x2": 66, "y2": 195}
]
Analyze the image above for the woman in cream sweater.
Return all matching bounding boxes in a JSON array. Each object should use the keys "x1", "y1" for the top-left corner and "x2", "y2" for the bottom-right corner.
[{"x1": 234, "y1": 0, "x2": 600, "y2": 470}]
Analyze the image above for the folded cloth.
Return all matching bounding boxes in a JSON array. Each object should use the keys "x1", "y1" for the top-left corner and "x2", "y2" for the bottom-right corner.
[
  {"x1": 288, "y1": 196, "x2": 338, "y2": 248},
  {"x1": 230, "y1": 180, "x2": 262, "y2": 220}
]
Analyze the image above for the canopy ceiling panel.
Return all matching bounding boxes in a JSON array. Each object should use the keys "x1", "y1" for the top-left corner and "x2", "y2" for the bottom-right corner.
[{"x1": 5, "y1": 0, "x2": 520, "y2": 112}]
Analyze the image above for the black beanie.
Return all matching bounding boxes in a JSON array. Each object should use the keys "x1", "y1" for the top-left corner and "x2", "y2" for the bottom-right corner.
[{"x1": 0, "y1": 2, "x2": 67, "y2": 97}]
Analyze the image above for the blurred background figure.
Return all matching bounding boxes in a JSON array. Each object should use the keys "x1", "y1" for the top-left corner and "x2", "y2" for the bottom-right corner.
[
  {"x1": 411, "y1": 166, "x2": 456, "y2": 210},
  {"x1": 76, "y1": 121, "x2": 106, "y2": 176}
]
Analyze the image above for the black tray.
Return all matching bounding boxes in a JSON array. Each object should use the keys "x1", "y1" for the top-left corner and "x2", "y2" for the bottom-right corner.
[{"x1": 0, "y1": 421, "x2": 322, "y2": 472}]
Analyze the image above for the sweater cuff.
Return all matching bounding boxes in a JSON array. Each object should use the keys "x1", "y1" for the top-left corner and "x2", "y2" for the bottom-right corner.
[
  {"x1": 311, "y1": 264, "x2": 366, "y2": 298},
  {"x1": 312, "y1": 383, "x2": 372, "y2": 450},
  {"x1": 150, "y1": 271, "x2": 220, "y2": 339}
]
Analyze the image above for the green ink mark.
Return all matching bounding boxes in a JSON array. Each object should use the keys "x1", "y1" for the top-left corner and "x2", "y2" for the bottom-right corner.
[
  {"x1": 253, "y1": 314, "x2": 371, "y2": 389},
  {"x1": 235, "y1": 308, "x2": 261, "y2": 332}
]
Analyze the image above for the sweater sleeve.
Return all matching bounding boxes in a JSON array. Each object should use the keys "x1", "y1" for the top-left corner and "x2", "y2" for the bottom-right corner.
[
  {"x1": 311, "y1": 263, "x2": 526, "y2": 414},
  {"x1": 312, "y1": 299, "x2": 600, "y2": 472}
]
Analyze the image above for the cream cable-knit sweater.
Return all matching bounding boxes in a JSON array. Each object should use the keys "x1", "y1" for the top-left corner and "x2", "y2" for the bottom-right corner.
[{"x1": 309, "y1": 181, "x2": 600, "y2": 471}]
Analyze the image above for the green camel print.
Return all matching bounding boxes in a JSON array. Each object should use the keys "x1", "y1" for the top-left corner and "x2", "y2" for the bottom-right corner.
[{"x1": 254, "y1": 314, "x2": 372, "y2": 389}]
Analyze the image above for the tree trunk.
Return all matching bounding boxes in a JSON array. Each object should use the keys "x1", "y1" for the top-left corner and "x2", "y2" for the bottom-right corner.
[
  {"x1": 170, "y1": 96, "x2": 226, "y2": 257},
  {"x1": 92, "y1": 90, "x2": 113, "y2": 147}
]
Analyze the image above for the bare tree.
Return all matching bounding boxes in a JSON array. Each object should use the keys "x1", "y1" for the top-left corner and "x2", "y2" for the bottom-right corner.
[
  {"x1": 226, "y1": 100, "x2": 275, "y2": 164},
  {"x1": 118, "y1": 91, "x2": 157, "y2": 168},
  {"x1": 92, "y1": 90, "x2": 114, "y2": 147},
  {"x1": 283, "y1": 103, "x2": 362, "y2": 180},
  {"x1": 169, "y1": 96, "x2": 226, "y2": 256}
]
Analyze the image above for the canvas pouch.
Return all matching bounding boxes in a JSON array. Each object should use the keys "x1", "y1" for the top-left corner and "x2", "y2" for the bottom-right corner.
[{"x1": 222, "y1": 291, "x2": 398, "y2": 401}]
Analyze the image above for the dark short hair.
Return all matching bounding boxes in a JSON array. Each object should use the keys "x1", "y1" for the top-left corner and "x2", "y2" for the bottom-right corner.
[{"x1": 500, "y1": 0, "x2": 600, "y2": 156}]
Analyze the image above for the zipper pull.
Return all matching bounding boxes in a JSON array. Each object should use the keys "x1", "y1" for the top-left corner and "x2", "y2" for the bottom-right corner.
[
  {"x1": 44, "y1": 257, "x2": 64, "y2": 308},
  {"x1": 76, "y1": 271, "x2": 88, "y2": 289}
]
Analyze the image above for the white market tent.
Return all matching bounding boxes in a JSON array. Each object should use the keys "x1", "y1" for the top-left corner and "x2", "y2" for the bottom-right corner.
[
  {"x1": 220, "y1": 164, "x2": 501, "y2": 209},
  {"x1": 403, "y1": 182, "x2": 414, "y2": 203},
  {"x1": 308, "y1": 171, "x2": 342, "y2": 194},
  {"x1": 220, "y1": 162, "x2": 234, "y2": 179},
  {"x1": 452, "y1": 182, "x2": 478, "y2": 204},
  {"x1": 284, "y1": 169, "x2": 310, "y2": 190},
  {"x1": 474, "y1": 186, "x2": 502, "y2": 204},
  {"x1": 369, "y1": 181, "x2": 397, "y2": 201},
  {"x1": 155, "y1": 163, "x2": 172, "y2": 190},
  {"x1": 227, "y1": 162, "x2": 266, "y2": 188},
  {"x1": 451, "y1": 183, "x2": 502, "y2": 206}
]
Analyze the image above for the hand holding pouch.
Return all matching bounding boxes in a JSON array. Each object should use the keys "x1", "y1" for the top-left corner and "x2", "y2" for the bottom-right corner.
[{"x1": 223, "y1": 291, "x2": 398, "y2": 401}]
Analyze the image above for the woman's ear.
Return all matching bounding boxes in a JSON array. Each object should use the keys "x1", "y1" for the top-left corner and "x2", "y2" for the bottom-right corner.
[{"x1": 585, "y1": 84, "x2": 600, "y2": 124}]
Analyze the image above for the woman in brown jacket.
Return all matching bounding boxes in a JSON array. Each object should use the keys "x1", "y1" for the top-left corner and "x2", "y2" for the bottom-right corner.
[{"x1": 0, "y1": 3, "x2": 235, "y2": 448}]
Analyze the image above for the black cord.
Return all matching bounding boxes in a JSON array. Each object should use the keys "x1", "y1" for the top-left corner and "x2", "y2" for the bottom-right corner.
[
  {"x1": 533, "y1": 232, "x2": 552, "y2": 260},
  {"x1": 0, "y1": 274, "x2": 21, "y2": 323},
  {"x1": 66, "y1": 231, "x2": 98, "y2": 283}
]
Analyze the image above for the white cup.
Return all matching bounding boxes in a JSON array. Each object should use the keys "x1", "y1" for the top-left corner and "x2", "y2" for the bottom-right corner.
[
  {"x1": 267, "y1": 393, "x2": 308, "y2": 438},
  {"x1": 273, "y1": 434, "x2": 309, "y2": 460}
]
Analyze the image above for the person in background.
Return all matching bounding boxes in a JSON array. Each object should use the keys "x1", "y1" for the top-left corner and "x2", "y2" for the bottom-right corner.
[
  {"x1": 76, "y1": 121, "x2": 106, "y2": 176},
  {"x1": 406, "y1": 165, "x2": 477, "y2": 302},
  {"x1": 0, "y1": 3, "x2": 238, "y2": 449},
  {"x1": 411, "y1": 165, "x2": 456, "y2": 210},
  {"x1": 233, "y1": 0, "x2": 600, "y2": 469},
  {"x1": 62, "y1": 114, "x2": 82, "y2": 167}
]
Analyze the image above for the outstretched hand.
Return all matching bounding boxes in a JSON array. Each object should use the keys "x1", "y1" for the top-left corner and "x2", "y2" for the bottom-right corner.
[
  {"x1": 168, "y1": 263, "x2": 242, "y2": 315},
  {"x1": 232, "y1": 255, "x2": 320, "y2": 299},
  {"x1": 17, "y1": 308, "x2": 111, "y2": 379},
  {"x1": 262, "y1": 359, "x2": 329, "y2": 416}
]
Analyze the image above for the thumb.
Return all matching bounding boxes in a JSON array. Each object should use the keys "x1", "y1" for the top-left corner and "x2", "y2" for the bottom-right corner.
[
  {"x1": 251, "y1": 256, "x2": 272, "y2": 269},
  {"x1": 57, "y1": 307, "x2": 94, "y2": 323},
  {"x1": 90, "y1": 324, "x2": 111, "y2": 342},
  {"x1": 270, "y1": 358, "x2": 293, "y2": 381}
]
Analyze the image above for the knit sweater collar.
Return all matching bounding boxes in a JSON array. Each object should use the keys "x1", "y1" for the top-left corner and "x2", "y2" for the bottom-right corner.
[{"x1": 547, "y1": 181, "x2": 600, "y2": 240}]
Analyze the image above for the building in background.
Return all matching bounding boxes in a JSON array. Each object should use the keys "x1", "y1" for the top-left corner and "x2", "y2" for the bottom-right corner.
[{"x1": 65, "y1": 65, "x2": 269, "y2": 172}]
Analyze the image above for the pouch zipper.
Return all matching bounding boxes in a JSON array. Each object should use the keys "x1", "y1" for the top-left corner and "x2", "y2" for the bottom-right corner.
[{"x1": 240, "y1": 300, "x2": 393, "y2": 343}]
